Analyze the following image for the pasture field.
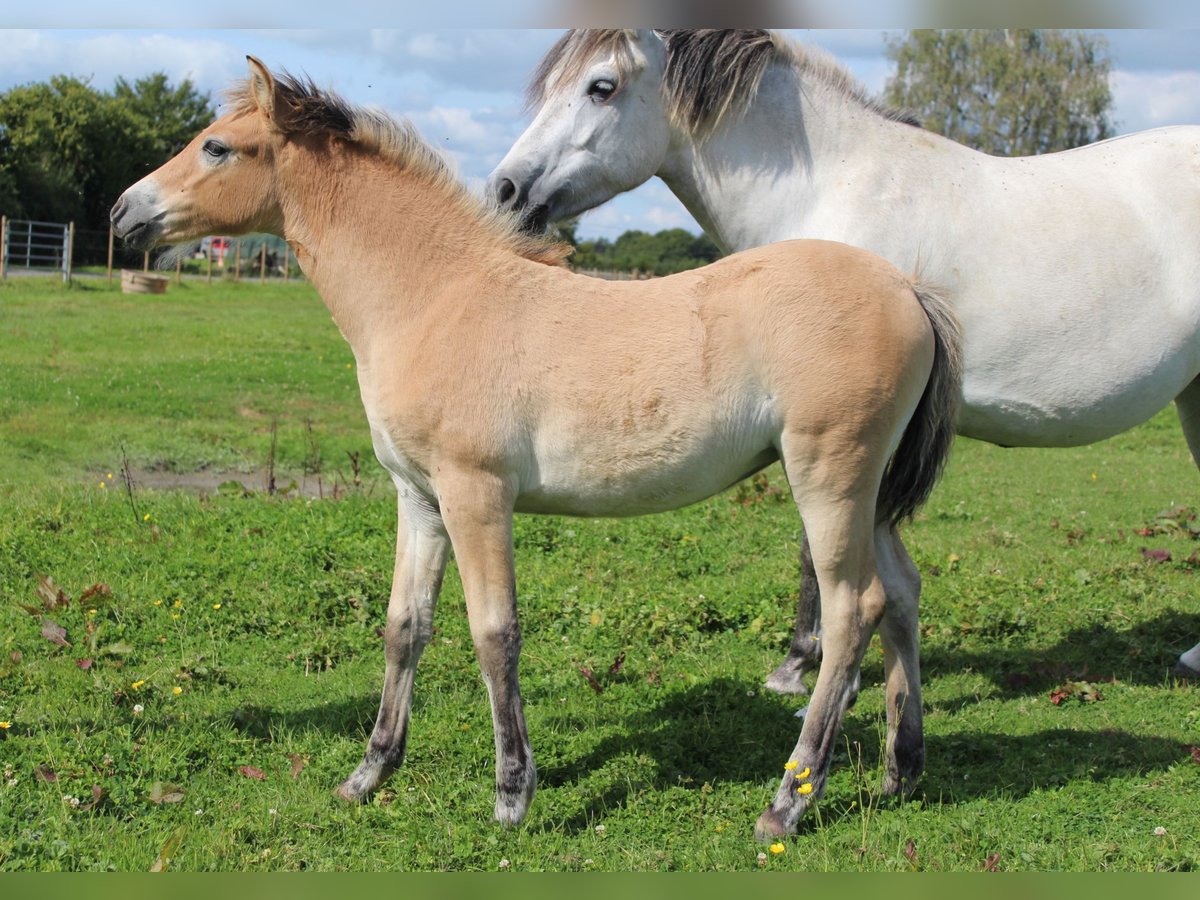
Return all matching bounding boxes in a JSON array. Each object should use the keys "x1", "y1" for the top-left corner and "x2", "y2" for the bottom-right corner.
[{"x1": 0, "y1": 277, "x2": 1197, "y2": 871}]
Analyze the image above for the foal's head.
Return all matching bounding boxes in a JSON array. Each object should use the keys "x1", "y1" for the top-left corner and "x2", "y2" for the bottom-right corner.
[{"x1": 111, "y1": 57, "x2": 300, "y2": 250}]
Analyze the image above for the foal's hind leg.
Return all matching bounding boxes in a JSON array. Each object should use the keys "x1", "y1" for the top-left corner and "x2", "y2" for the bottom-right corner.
[
  {"x1": 756, "y1": 426, "x2": 889, "y2": 838},
  {"x1": 338, "y1": 494, "x2": 450, "y2": 801},
  {"x1": 1172, "y1": 378, "x2": 1200, "y2": 678},
  {"x1": 875, "y1": 526, "x2": 925, "y2": 794}
]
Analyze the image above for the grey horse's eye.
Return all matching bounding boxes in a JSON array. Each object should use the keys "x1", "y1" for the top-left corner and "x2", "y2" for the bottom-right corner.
[
  {"x1": 587, "y1": 79, "x2": 616, "y2": 102},
  {"x1": 203, "y1": 139, "x2": 230, "y2": 160}
]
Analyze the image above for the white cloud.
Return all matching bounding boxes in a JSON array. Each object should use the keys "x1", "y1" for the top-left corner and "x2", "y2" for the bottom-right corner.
[{"x1": 1111, "y1": 69, "x2": 1200, "y2": 132}]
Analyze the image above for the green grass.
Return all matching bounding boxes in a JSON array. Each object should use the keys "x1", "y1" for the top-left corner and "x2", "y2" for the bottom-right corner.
[{"x1": 1, "y1": 278, "x2": 1198, "y2": 871}]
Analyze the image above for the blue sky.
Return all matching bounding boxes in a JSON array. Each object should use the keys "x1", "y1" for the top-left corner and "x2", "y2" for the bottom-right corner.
[{"x1": 4, "y1": 27, "x2": 1200, "y2": 239}]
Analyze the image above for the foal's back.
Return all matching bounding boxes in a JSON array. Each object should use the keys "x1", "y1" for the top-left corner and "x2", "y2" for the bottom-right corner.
[{"x1": 489, "y1": 239, "x2": 936, "y2": 516}]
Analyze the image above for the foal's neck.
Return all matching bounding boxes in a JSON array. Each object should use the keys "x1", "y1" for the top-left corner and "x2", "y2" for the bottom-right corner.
[{"x1": 279, "y1": 142, "x2": 515, "y2": 359}]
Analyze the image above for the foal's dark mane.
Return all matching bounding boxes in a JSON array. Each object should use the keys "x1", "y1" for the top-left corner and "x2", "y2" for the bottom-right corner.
[
  {"x1": 229, "y1": 72, "x2": 570, "y2": 266},
  {"x1": 528, "y1": 29, "x2": 919, "y2": 134}
]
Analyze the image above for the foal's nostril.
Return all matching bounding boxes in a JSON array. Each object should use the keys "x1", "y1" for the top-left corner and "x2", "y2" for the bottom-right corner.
[{"x1": 496, "y1": 178, "x2": 516, "y2": 206}]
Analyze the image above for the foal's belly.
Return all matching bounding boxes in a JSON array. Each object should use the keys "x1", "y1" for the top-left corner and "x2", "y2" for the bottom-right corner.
[{"x1": 514, "y1": 437, "x2": 780, "y2": 518}]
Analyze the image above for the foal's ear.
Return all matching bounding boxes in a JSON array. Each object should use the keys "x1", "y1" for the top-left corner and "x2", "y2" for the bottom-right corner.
[{"x1": 246, "y1": 55, "x2": 277, "y2": 122}]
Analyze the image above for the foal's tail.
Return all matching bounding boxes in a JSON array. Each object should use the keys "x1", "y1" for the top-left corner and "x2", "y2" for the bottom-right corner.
[{"x1": 876, "y1": 281, "x2": 963, "y2": 528}]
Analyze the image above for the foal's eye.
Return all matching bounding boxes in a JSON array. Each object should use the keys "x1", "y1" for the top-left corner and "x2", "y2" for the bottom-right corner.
[
  {"x1": 202, "y1": 140, "x2": 230, "y2": 160},
  {"x1": 587, "y1": 79, "x2": 617, "y2": 102}
]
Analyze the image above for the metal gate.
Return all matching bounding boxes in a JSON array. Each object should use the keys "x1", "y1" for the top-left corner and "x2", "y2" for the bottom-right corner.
[{"x1": 0, "y1": 218, "x2": 73, "y2": 282}]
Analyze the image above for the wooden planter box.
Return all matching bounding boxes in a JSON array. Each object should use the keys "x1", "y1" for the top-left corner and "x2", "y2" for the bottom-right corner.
[{"x1": 121, "y1": 269, "x2": 169, "y2": 294}]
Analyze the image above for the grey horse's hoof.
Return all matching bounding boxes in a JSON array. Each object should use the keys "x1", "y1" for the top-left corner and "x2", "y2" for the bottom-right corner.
[{"x1": 1173, "y1": 660, "x2": 1199, "y2": 681}]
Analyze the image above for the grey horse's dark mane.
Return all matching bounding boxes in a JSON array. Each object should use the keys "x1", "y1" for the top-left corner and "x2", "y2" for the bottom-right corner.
[{"x1": 528, "y1": 29, "x2": 919, "y2": 135}]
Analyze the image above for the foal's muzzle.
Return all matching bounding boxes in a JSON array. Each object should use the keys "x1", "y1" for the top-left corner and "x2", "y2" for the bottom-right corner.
[{"x1": 109, "y1": 187, "x2": 163, "y2": 250}]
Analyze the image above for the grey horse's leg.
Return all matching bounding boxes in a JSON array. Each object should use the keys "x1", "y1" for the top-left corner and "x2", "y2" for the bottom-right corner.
[
  {"x1": 875, "y1": 526, "x2": 925, "y2": 794},
  {"x1": 1171, "y1": 377, "x2": 1200, "y2": 679},
  {"x1": 338, "y1": 495, "x2": 450, "y2": 801},
  {"x1": 763, "y1": 532, "x2": 823, "y2": 695}
]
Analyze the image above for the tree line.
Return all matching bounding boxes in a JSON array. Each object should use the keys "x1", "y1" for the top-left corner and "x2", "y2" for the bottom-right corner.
[
  {"x1": 1, "y1": 30, "x2": 1116, "y2": 272},
  {"x1": 0, "y1": 73, "x2": 213, "y2": 262}
]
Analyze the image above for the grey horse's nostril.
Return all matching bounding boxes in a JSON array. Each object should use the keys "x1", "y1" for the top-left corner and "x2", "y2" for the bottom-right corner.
[
  {"x1": 110, "y1": 196, "x2": 126, "y2": 226},
  {"x1": 496, "y1": 178, "x2": 516, "y2": 206}
]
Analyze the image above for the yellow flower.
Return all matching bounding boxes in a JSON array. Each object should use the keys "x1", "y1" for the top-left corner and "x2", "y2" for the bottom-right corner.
[
  {"x1": 796, "y1": 767, "x2": 811, "y2": 779},
  {"x1": 212, "y1": 603, "x2": 222, "y2": 610},
  {"x1": 88, "y1": 608, "x2": 97, "y2": 617},
  {"x1": 0, "y1": 721, "x2": 11, "y2": 729},
  {"x1": 131, "y1": 680, "x2": 145, "y2": 690},
  {"x1": 784, "y1": 761, "x2": 798, "y2": 771},
  {"x1": 173, "y1": 599, "x2": 182, "y2": 609},
  {"x1": 172, "y1": 686, "x2": 183, "y2": 696},
  {"x1": 98, "y1": 482, "x2": 106, "y2": 490},
  {"x1": 769, "y1": 842, "x2": 785, "y2": 855},
  {"x1": 154, "y1": 600, "x2": 163, "y2": 606},
  {"x1": 796, "y1": 782, "x2": 813, "y2": 795},
  {"x1": 143, "y1": 513, "x2": 151, "y2": 522}
]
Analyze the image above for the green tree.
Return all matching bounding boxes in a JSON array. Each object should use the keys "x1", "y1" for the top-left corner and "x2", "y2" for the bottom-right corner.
[
  {"x1": 113, "y1": 73, "x2": 214, "y2": 160},
  {"x1": 883, "y1": 29, "x2": 1115, "y2": 156},
  {"x1": 0, "y1": 73, "x2": 213, "y2": 242}
]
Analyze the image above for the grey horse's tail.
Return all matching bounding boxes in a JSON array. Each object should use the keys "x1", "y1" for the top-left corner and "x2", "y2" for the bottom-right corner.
[{"x1": 876, "y1": 281, "x2": 963, "y2": 527}]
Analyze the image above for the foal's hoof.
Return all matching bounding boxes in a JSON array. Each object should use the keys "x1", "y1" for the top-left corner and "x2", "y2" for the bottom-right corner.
[
  {"x1": 754, "y1": 809, "x2": 790, "y2": 843},
  {"x1": 334, "y1": 768, "x2": 379, "y2": 803}
]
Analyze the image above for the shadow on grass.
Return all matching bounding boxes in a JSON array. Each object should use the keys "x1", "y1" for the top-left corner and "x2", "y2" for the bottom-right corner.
[
  {"x1": 917, "y1": 608, "x2": 1200, "y2": 696},
  {"x1": 206, "y1": 609, "x2": 1196, "y2": 834}
]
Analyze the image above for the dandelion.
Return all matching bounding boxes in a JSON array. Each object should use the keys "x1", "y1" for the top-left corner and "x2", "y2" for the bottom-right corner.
[
  {"x1": 769, "y1": 842, "x2": 785, "y2": 855},
  {"x1": 143, "y1": 513, "x2": 151, "y2": 522},
  {"x1": 88, "y1": 608, "x2": 97, "y2": 618},
  {"x1": 757, "y1": 851, "x2": 767, "y2": 867},
  {"x1": 1154, "y1": 826, "x2": 1167, "y2": 836},
  {"x1": 172, "y1": 686, "x2": 183, "y2": 696},
  {"x1": 0, "y1": 721, "x2": 11, "y2": 729},
  {"x1": 173, "y1": 599, "x2": 182, "y2": 609},
  {"x1": 131, "y1": 680, "x2": 146, "y2": 690},
  {"x1": 796, "y1": 783, "x2": 813, "y2": 795},
  {"x1": 154, "y1": 600, "x2": 163, "y2": 606},
  {"x1": 132, "y1": 704, "x2": 144, "y2": 716},
  {"x1": 498, "y1": 859, "x2": 511, "y2": 870},
  {"x1": 212, "y1": 603, "x2": 222, "y2": 610}
]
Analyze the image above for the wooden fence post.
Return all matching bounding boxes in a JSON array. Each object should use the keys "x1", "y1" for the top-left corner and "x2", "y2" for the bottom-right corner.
[
  {"x1": 283, "y1": 245, "x2": 290, "y2": 283},
  {"x1": 143, "y1": 250, "x2": 149, "y2": 273},
  {"x1": 234, "y1": 243, "x2": 241, "y2": 281},
  {"x1": 175, "y1": 255, "x2": 182, "y2": 285},
  {"x1": 66, "y1": 221, "x2": 75, "y2": 284},
  {"x1": 260, "y1": 243, "x2": 267, "y2": 285},
  {"x1": 1, "y1": 215, "x2": 7, "y2": 282},
  {"x1": 107, "y1": 226, "x2": 114, "y2": 284},
  {"x1": 206, "y1": 244, "x2": 213, "y2": 285}
]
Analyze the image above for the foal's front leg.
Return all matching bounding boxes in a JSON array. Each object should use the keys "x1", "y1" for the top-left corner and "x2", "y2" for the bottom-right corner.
[
  {"x1": 338, "y1": 494, "x2": 450, "y2": 801},
  {"x1": 439, "y1": 470, "x2": 535, "y2": 825}
]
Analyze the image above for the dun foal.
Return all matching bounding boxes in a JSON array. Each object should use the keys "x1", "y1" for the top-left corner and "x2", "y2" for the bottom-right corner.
[{"x1": 111, "y1": 58, "x2": 961, "y2": 838}]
